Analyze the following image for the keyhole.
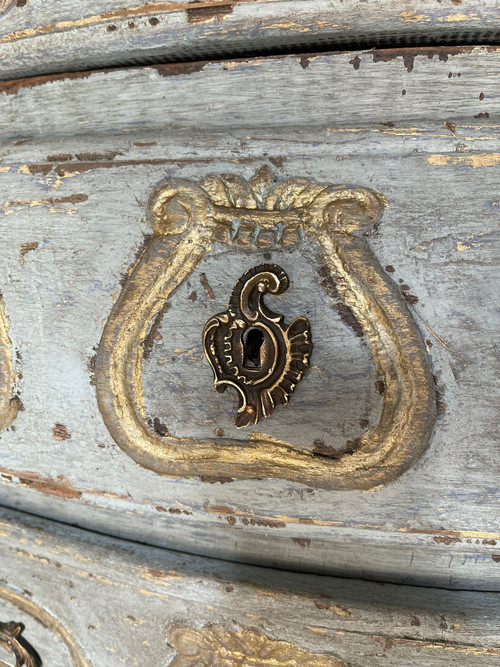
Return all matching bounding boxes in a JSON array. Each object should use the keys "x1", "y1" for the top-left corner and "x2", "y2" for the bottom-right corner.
[{"x1": 242, "y1": 327, "x2": 264, "y2": 369}]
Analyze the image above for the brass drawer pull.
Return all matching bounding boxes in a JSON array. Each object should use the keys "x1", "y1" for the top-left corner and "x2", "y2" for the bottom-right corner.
[
  {"x1": 203, "y1": 264, "x2": 312, "y2": 427},
  {"x1": 0, "y1": 621, "x2": 41, "y2": 667}
]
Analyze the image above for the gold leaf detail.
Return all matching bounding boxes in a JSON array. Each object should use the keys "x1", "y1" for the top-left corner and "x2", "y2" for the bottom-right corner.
[{"x1": 167, "y1": 625, "x2": 347, "y2": 666}]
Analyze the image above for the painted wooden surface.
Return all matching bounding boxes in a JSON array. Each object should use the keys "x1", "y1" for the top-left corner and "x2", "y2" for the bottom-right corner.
[
  {"x1": 0, "y1": 48, "x2": 498, "y2": 591},
  {"x1": 0, "y1": 0, "x2": 499, "y2": 81},
  {"x1": 1, "y1": 46, "x2": 499, "y2": 139},
  {"x1": 0, "y1": 506, "x2": 499, "y2": 666}
]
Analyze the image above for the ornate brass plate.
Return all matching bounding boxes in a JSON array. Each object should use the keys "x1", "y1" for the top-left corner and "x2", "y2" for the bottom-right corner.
[
  {"x1": 202, "y1": 264, "x2": 312, "y2": 427},
  {"x1": 95, "y1": 167, "x2": 436, "y2": 490}
]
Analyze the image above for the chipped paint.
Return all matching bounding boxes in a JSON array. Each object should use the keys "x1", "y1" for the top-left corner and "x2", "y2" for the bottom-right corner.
[
  {"x1": 402, "y1": 527, "x2": 500, "y2": 541},
  {"x1": 427, "y1": 153, "x2": 500, "y2": 167},
  {"x1": 399, "y1": 11, "x2": 430, "y2": 23},
  {"x1": 456, "y1": 240, "x2": 485, "y2": 251},
  {"x1": 0, "y1": 466, "x2": 82, "y2": 500},
  {"x1": 440, "y1": 12, "x2": 481, "y2": 22},
  {"x1": 0, "y1": 0, "x2": 259, "y2": 44},
  {"x1": 53, "y1": 423, "x2": 71, "y2": 441},
  {"x1": 19, "y1": 242, "x2": 39, "y2": 264}
]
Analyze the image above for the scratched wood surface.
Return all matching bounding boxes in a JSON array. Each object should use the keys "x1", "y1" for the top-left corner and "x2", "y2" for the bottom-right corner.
[
  {"x1": 0, "y1": 48, "x2": 498, "y2": 591},
  {"x1": 0, "y1": 0, "x2": 499, "y2": 81},
  {"x1": 0, "y1": 507, "x2": 499, "y2": 666}
]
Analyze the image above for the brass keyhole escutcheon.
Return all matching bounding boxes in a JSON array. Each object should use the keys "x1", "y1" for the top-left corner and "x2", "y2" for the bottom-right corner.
[{"x1": 202, "y1": 264, "x2": 313, "y2": 428}]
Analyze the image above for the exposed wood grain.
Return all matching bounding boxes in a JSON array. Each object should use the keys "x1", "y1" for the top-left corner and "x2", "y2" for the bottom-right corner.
[
  {"x1": 0, "y1": 0, "x2": 499, "y2": 80},
  {"x1": 0, "y1": 506, "x2": 499, "y2": 666}
]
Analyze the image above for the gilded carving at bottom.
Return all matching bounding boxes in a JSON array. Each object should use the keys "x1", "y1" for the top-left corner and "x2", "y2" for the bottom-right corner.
[{"x1": 167, "y1": 625, "x2": 347, "y2": 666}]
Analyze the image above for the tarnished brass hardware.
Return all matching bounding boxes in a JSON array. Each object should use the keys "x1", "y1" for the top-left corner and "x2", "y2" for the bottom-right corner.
[
  {"x1": 203, "y1": 264, "x2": 312, "y2": 427},
  {"x1": 0, "y1": 621, "x2": 40, "y2": 667}
]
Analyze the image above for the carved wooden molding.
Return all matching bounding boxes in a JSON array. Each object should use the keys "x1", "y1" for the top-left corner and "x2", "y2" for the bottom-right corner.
[
  {"x1": 0, "y1": 296, "x2": 19, "y2": 431},
  {"x1": 95, "y1": 167, "x2": 436, "y2": 490},
  {"x1": 167, "y1": 624, "x2": 347, "y2": 666}
]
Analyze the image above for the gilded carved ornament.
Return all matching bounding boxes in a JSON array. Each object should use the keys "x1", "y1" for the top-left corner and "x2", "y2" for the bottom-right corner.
[
  {"x1": 167, "y1": 624, "x2": 347, "y2": 666},
  {"x1": 95, "y1": 167, "x2": 436, "y2": 490}
]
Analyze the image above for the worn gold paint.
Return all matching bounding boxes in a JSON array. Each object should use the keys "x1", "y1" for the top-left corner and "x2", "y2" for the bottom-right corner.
[
  {"x1": 456, "y1": 240, "x2": 484, "y2": 251},
  {"x1": 0, "y1": 587, "x2": 89, "y2": 666},
  {"x1": 1, "y1": 198, "x2": 80, "y2": 217},
  {"x1": 305, "y1": 626, "x2": 329, "y2": 635},
  {"x1": 95, "y1": 167, "x2": 436, "y2": 490},
  {"x1": 427, "y1": 153, "x2": 500, "y2": 167},
  {"x1": 441, "y1": 12, "x2": 481, "y2": 22},
  {"x1": 237, "y1": 580, "x2": 352, "y2": 617},
  {"x1": 399, "y1": 11, "x2": 430, "y2": 23},
  {"x1": 74, "y1": 570, "x2": 115, "y2": 586},
  {"x1": 0, "y1": 294, "x2": 19, "y2": 431},
  {"x1": 167, "y1": 624, "x2": 347, "y2": 666},
  {"x1": 136, "y1": 587, "x2": 170, "y2": 600}
]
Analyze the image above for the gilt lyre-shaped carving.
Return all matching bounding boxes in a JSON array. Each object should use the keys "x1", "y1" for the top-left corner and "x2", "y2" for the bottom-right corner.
[
  {"x1": 203, "y1": 264, "x2": 312, "y2": 427},
  {"x1": 95, "y1": 167, "x2": 437, "y2": 489}
]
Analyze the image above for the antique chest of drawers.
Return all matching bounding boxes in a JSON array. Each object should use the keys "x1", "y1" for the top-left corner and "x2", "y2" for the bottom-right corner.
[{"x1": 0, "y1": 1, "x2": 499, "y2": 665}]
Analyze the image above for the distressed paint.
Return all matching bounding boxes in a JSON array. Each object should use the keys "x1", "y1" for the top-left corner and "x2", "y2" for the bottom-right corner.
[
  {"x1": 0, "y1": 507, "x2": 499, "y2": 666},
  {"x1": 0, "y1": 47, "x2": 499, "y2": 140},
  {"x1": 0, "y1": 294, "x2": 19, "y2": 430},
  {"x1": 0, "y1": 0, "x2": 499, "y2": 80},
  {"x1": 0, "y1": 53, "x2": 498, "y2": 590}
]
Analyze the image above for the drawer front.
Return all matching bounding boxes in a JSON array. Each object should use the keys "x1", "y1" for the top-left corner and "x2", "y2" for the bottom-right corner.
[
  {"x1": 0, "y1": 47, "x2": 498, "y2": 590},
  {"x1": 0, "y1": 507, "x2": 499, "y2": 666},
  {"x1": 1, "y1": 0, "x2": 499, "y2": 80}
]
